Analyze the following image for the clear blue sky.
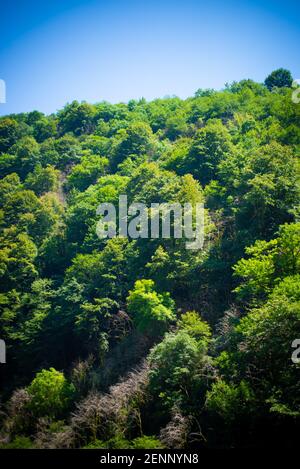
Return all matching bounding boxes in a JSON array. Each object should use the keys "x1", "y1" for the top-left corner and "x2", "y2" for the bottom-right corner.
[{"x1": 0, "y1": 0, "x2": 299, "y2": 115}]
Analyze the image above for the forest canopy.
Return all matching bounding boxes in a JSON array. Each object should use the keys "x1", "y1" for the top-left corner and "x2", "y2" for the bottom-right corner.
[{"x1": 0, "y1": 69, "x2": 299, "y2": 449}]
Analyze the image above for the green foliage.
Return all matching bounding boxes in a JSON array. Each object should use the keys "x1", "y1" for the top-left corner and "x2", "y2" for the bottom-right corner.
[
  {"x1": 0, "y1": 227, "x2": 38, "y2": 290},
  {"x1": 83, "y1": 439, "x2": 110, "y2": 449},
  {"x1": 27, "y1": 368, "x2": 75, "y2": 418},
  {"x1": 206, "y1": 379, "x2": 255, "y2": 423},
  {"x1": 148, "y1": 330, "x2": 211, "y2": 410},
  {"x1": 127, "y1": 279, "x2": 175, "y2": 335},
  {"x1": 58, "y1": 101, "x2": 96, "y2": 135},
  {"x1": 131, "y1": 436, "x2": 165, "y2": 449},
  {"x1": 67, "y1": 154, "x2": 108, "y2": 191},
  {"x1": 233, "y1": 223, "x2": 300, "y2": 304},
  {"x1": 264, "y1": 68, "x2": 293, "y2": 90},
  {"x1": 75, "y1": 298, "x2": 119, "y2": 360},
  {"x1": 0, "y1": 117, "x2": 20, "y2": 152},
  {"x1": 83, "y1": 435, "x2": 164, "y2": 449},
  {"x1": 10, "y1": 135, "x2": 40, "y2": 178},
  {"x1": 33, "y1": 116, "x2": 57, "y2": 142},
  {"x1": 177, "y1": 311, "x2": 211, "y2": 346},
  {"x1": 186, "y1": 120, "x2": 234, "y2": 184},
  {"x1": 25, "y1": 164, "x2": 59, "y2": 195},
  {"x1": 0, "y1": 436, "x2": 35, "y2": 449},
  {"x1": 211, "y1": 226, "x2": 300, "y2": 437},
  {"x1": 66, "y1": 237, "x2": 137, "y2": 299},
  {"x1": 111, "y1": 121, "x2": 155, "y2": 170},
  {"x1": 0, "y1": 72, "x2": 299, "y2": 448}
]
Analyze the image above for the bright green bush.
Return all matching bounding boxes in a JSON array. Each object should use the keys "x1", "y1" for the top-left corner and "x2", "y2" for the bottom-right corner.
[
  {"x1": 131, "y1": 436, "x2": 165, "y2": 449},
  {"x1": 27, "y1": 368, "x2": 75, "y2": 419},
  {"x1": 127, "y1": 279, "x2": 175, "y2": 335}
]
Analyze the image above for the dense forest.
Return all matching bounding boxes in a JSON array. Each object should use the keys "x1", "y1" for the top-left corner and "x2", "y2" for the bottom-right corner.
[{"x1": 0, "y1": 68, "x2": 299, "y2": 448}]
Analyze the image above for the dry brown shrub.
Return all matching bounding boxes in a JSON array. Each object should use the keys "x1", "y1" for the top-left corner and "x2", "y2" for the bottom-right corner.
[
  {"x1": 160, "y1": 408, "x2": 191, "y2": 449},
  {"x1": 70, "y1": 360, "x2": 149, "y2": 446}
]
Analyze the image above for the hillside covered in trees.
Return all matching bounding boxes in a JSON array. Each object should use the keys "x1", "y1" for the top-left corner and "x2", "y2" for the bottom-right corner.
[{"x1": 0, "y1": 69, "x2": 299, "y2": 448}]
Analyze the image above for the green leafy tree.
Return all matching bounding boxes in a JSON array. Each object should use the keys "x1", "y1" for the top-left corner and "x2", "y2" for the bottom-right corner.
[
  {"x1": 33, "y1": 117, "x2": 57, "y2": 142},
  {"x1": 233, "y1": 223, "x2": 300, "y2": 305},
  {"x1": 75, "y1": 298, "x2": 119, "y2": 360},
  {"x1": 67, "y1": 154, "x2": 108, "y2": 191},
  {"x1": 111, "y1": 122, "x2": 155, "y2": 170},
  {"x1": 0, "y1": 227, "x2": 38, "y2": 291},
  {"x1": 0, "y1": 117, "x2": 20, "y2": 152},
  {"x1": 10, "y1": 136, "x2": 40, "y2": 178},
  {"x1": 127, "y1": 279, "x2": 175, "y2": 335},
  {"x1": 25, "y1": 164, "x2": 59, "y2": 195},
  {"x1": 148, "y1": 330, "x2": 212, "y2": 410},
  {"x1": 58, "y1": 101, "x2": 96, "y2": 135},
  {"x1": 1, "y1": 71, "x2": 299, "y2": 449},
  {"x1": 177, "y1": 311, "x2": 211, "y2": 346},
  {"x1": 27, "y1": 368, "x2": 75, "y2": 418},
  {"x1": 264, "y1": 68, "x2": 293, "y2": 90},
  {"x1": 185, "y1": 120, "x2": 234, "y2": 184},
  {"x1": 206, "y1": 379, "x2": 255, "y2": 424}
]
